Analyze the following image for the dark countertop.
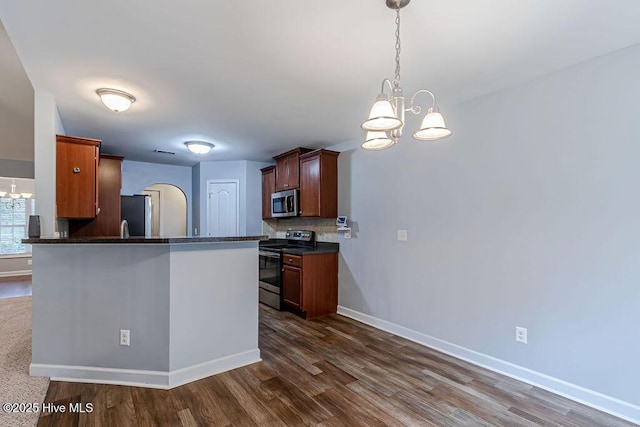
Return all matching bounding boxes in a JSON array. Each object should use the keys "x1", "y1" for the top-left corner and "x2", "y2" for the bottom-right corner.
[
  {"x1": 259, "y1": 240, "x2": 339, "y2": 255},
  {"x1": 23, "y1": 235, "x2": 268, "y2": 245}
]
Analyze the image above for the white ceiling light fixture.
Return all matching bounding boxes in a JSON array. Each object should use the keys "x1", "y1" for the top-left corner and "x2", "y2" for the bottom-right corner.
[
  {"x1": 361, "y1": 0, "x2": 452, "y2": 150},
  {"x1": 96, "y1": 88, "x2": 136, "y2": 112},
  {"x1": 185, "y1": 141, "x2": 215, "y2": 155}
]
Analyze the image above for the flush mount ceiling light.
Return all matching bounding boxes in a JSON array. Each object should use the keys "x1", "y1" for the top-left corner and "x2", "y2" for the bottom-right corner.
[
  {"x1": 96, "y1": 88, "x2": 136, "y2": 112},
  {"x1": 361, "y1": 0, "x2": 452, "y2": 150},
  {"x1": 185, "y1": 141, "x2": 215, "y2": 155}
]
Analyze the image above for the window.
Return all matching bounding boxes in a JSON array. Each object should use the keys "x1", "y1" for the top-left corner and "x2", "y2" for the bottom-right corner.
[{"x1": 0, "y1": 197, "x2": 35, "y2": 255}]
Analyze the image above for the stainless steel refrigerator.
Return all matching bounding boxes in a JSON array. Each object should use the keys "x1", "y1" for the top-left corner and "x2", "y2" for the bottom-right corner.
[{"x1": 121, "y1": 195, "x2": 153, "y2": 237}]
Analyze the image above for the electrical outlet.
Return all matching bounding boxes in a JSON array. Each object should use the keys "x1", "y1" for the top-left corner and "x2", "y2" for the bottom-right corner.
[
  {"x1": 515, "y1": 326, "x2": 527, "y2": 344},
  {"x1": 120, "y1": 329, "x2": 130, "y2": 346},
  {"x1": 27, "y1": 259, "x2": 32, "y2": 265},
  {"x1": 397, "y1": 229, "x2": 408, "y2": 241}
]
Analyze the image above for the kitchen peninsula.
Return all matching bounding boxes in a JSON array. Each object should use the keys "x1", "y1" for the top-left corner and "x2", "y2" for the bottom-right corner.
[{"x1": 24, "y1": 235, "x2": 266, "y2": 389}]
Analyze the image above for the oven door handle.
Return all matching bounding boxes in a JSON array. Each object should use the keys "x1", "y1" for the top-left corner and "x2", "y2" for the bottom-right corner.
[{"x1": 259, "y1": 251, "x2": 281, "y2": 259}]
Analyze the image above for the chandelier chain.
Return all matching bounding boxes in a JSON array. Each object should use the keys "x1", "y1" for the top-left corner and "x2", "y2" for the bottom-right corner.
[{"x1": 393, "y1": 6, "x2": 401, "y2": 87}]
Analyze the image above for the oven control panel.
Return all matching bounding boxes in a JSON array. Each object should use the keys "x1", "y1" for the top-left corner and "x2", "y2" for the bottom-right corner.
[{"x1": 285, "y1": 230, "x2": 315, "y2": 242}]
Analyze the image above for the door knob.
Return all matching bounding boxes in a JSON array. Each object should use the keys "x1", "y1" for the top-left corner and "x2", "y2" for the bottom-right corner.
[{"x1": 72, "y1": 167, "x2": 80, "y2": 174}]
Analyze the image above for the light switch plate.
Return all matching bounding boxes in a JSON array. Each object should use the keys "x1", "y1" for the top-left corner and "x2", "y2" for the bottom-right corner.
[{"x1": 397, "y1": 230, "x2": 408, "y2": 241}]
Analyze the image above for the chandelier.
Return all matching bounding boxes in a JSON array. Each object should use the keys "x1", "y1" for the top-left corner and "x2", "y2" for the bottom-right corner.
[
  {"x1": 0, "y1": 182, "x2": 32, "y2": 200},
  {"x1": 361, "y1": 0, "x2": 452, "y2": 150}
]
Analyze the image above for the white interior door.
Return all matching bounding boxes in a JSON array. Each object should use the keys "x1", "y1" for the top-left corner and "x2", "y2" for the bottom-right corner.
[{"x1": 207, "y1": 180, "x2": 239, "y2": 237}]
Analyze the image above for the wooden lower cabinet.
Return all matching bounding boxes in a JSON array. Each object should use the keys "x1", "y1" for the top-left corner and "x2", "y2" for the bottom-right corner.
[
  {"x1": 282, "y1": 265, "x2": 302, "y2": 308},
  {"x1": 282, "y1": 252, "x2": 338, "y2": 319}
]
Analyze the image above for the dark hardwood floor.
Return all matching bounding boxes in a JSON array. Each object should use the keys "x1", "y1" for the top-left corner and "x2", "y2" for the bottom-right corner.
[
  {"x1": 38, "y1": 304, "x2": 634, "y2": 426},
  {"x1": 0, "y1": 276, "x2": 32, "y2": 299}
]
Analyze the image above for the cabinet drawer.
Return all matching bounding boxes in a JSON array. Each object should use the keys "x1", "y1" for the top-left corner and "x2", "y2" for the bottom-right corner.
[{"x1": 282, "y1": 253, "x2": 302, "y2": 267}]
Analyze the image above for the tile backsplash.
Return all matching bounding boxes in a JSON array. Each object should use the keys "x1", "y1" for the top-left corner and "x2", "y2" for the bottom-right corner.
[{"x1": 262, "y1": 218, "x2": 338, "y2": 242}]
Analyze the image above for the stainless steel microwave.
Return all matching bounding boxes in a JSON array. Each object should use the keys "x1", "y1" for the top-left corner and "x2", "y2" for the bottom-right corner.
[{"x1": 271, "y1": 189, "x2": 298, "y2": 218}]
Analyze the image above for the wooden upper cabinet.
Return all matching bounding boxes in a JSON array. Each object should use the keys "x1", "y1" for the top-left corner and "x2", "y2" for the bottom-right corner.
[
  {"x1": 299, "y1": 149, "x2": 339, "y2": 218},
  {"x1": 69, "y1": 155, "x2": 124, "y2": 237},
  {"x1": 261, "y1": 166, "x2": 276, "y2": 219},
  {"x1": 56, "y1": 135, "x2": 100, "y2": 219},
  {"x1": 274, "y1": 148, "x2": 311, "y2": 192}
]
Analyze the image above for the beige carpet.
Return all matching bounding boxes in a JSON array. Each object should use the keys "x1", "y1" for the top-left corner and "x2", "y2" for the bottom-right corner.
[{"x1": 0, "y1": 297, "x2": 49, "y2": 427}]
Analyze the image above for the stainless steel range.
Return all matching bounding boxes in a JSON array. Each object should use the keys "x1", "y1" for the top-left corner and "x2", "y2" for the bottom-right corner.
[{"x1": 258, "y1": 230, "x2": 316, "y2": 310}]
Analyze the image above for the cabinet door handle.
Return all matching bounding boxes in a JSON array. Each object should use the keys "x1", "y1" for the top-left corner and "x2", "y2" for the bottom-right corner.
[
  {"x1": 73, "y1": 167, "x2": 80, "y2": 174},
  {"x1": 288, "y1": 258, "x2": 293, "y2": 262}
]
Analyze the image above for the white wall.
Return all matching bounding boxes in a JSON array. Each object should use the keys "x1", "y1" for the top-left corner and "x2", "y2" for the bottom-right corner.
[
  {"x1": 336, "y1": 43, "x2": 640, "y2": 419},
  {"x1": 33, "y1": 91, "x2": 65, "y2": 237},
  {"x1": 121, "y1": 160, "x2": 192, "y2": 236}
]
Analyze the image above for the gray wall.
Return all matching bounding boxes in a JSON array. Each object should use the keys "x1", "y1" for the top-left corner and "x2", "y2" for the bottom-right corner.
[
  {"x1": 191, "y1": 163, "x2": 200, "y2": 235},
  {"x1": 0, "y1": 20, "x2": 34, "y2": 166},
  {"x1": 169, "y1": 243, "x2": 258, "y2": 371},
  {"x1": 32, "y1": 244, "x2": 171, "y2": 371},
  {"x1": 336, "y1": 43, "x2": 640, "y2": 407},
  {"x1": 246, "y1": 161, "x2": 271, "y2": 235},
  {"x1": 195, "y1": 160, "x2": 270, "y2": 237},
  {"x1": 0, "y1": 159, "x2": 34, "y2": 178},
  {"x1": 0, "y1": 255, "x2": 31, "y2": 276},
  {"x1": 121, "y1": 160, "x2": 193, "y2": 236}
]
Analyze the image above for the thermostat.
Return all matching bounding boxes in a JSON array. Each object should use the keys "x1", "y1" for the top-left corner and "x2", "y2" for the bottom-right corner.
[{"x1": 336, "y1": 216, "x2": 347, "y2": 227}]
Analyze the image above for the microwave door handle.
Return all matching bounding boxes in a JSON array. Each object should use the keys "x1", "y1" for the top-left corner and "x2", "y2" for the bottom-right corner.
[{"x1": 287, "y1": 196, "x2": 293, "y2": 212}]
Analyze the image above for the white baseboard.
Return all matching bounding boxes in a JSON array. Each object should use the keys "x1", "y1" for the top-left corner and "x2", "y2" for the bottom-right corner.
[
  {"x1": 337, "y1": 305, "x2": 640, "y2": 425},
  {"x1": 0, "y1": 270, "x2": 31, "y2": 278},
  {"x1": 169, "y1": 349, "x2": 261, "y2": 388},
  {"x1": 30, "y1": 348, "x2": 261, "y2": 390}
]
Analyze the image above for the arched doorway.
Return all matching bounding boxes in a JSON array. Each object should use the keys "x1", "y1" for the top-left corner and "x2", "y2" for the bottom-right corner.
[{"x1": 141, "y1": 184, "x2": 187, "y2": 237}]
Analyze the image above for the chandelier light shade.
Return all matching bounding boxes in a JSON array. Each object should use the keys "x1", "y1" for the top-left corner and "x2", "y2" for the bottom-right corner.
[
  {"x1": 0, "y1": 191, "x2": 6, "y2": 197},
  {"x1": 361, "y1": 0, "x2": 452, "y2": 150},
  {"x1": 20, "y1": 192, "x2": 33, "y2": 199},
  {"x1": 361, "y1": 95, "x2": 403, "y2": 131},
  {"x1": 96, "y1": 88, "x2": 136, "y2": 112},
  {"x1": 413, "y1": 108, "x2": 453, "y2": 141},
  {"x1": 362, "y1": 131, "x2": 396, "y2": 150},
  {"x1": 185, "y1": 141, "x2": 215, "y2": 155}
]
